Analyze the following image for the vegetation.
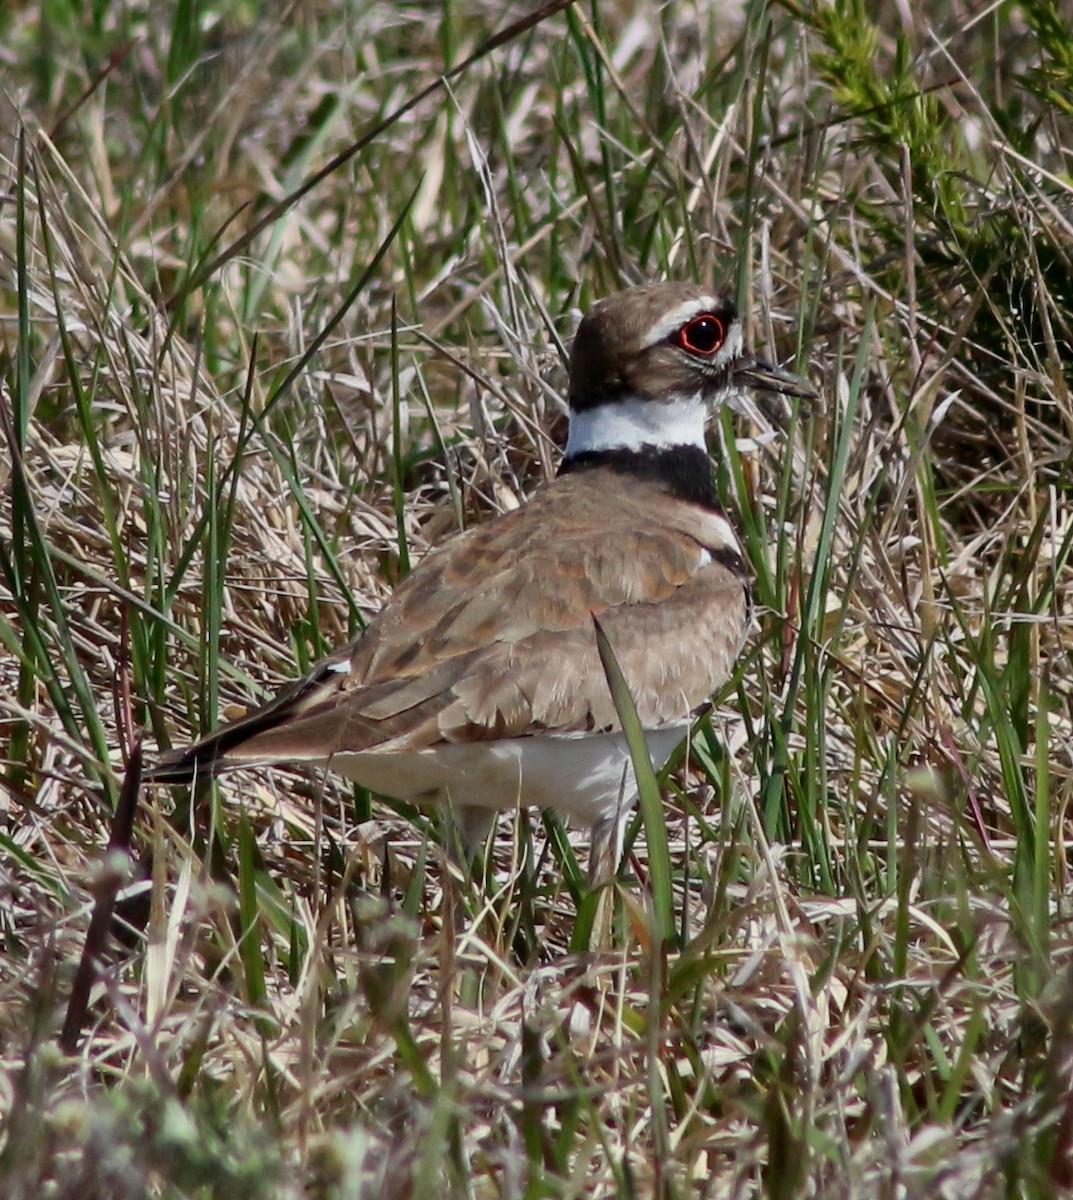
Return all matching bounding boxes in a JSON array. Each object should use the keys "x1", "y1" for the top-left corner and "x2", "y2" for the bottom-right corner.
[{"x1": 1, "y1": 0, "x2": 1072, "y2": 1195}]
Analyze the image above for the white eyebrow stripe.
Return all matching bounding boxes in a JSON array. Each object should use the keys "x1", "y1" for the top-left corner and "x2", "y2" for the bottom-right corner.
[{"x1": 639, "y1": 297, "x2": 721, "y2": 348}]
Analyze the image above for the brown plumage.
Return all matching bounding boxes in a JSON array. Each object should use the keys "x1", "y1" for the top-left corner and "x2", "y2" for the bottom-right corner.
[{"x1": 150, "y1": 282, "x2": 813, "y2": 872}]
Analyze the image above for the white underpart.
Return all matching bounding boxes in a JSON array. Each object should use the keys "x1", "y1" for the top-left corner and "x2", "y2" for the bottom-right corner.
[
  {"x1": 564, "y1": 392, "x2": 708, "y2": 457},
  {"x1": 324, "y1": 725, "x2": 690, "y2": 826},
  {"x1": 693, "y1": 509, "x2": 739, "y2": 553}
]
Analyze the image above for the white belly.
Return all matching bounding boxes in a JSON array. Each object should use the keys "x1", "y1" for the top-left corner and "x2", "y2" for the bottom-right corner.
[{"x1": 322, "y1": 725, "x2": 689, "y2": 827}]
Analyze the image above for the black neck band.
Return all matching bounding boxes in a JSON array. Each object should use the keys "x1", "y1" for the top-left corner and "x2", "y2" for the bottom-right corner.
[{"x1": 558, "y1": 444, "x2": 721, "y2": 511}]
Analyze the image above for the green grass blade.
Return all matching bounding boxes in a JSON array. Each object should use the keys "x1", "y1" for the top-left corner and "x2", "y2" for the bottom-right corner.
[{"x1": 593, "y1": 616, "x2": 675, "y2": 947}]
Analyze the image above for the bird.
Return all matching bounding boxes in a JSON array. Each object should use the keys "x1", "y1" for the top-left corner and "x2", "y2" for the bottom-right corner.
[{"x1": 148, "y1": 282, "x2": 813, "y2": 881}]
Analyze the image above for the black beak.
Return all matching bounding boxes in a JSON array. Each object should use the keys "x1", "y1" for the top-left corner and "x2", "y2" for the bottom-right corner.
[{"x1": 733, "y1": 357, "x2": 817, "y2": 399}]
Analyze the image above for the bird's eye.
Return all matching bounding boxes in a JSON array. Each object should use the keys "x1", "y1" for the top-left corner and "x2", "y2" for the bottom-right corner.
[{"x1": 675, "y1": 314, "x2": 726, "y2": 356}]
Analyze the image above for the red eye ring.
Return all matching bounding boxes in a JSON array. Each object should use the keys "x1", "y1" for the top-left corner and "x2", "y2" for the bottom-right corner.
[{"x1": 675, "y1": 313, "x2": 726, "y2": 356}]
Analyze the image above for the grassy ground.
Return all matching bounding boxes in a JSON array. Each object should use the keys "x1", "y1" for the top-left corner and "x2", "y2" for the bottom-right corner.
[{"x1": 2, "y1": 0, "x2": 1072, "y2": 1195}]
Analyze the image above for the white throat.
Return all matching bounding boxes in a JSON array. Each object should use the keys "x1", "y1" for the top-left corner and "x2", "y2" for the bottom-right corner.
[{"x1": 564, "y1": 393, "x2": 708, "y2": 458}]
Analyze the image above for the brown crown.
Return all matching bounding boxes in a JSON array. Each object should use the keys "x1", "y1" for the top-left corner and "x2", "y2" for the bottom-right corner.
[{"x1": 568, "y1": 282, "x2": 739, "y2": 411}]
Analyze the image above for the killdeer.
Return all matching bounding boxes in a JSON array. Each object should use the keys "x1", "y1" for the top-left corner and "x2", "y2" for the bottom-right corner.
[{"x1": 150, "y1": 282, "x2": 812, "y2": 879}]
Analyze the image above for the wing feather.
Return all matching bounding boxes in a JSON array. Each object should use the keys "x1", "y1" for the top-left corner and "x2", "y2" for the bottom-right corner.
[{"x1": 149, "y1": 471, "x2": 749, "y2": 782}]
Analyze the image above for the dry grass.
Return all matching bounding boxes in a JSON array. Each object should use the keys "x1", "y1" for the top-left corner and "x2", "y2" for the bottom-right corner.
[{"x1": 2, "y1": 1, "x2": 1073, "y2": 1196}]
